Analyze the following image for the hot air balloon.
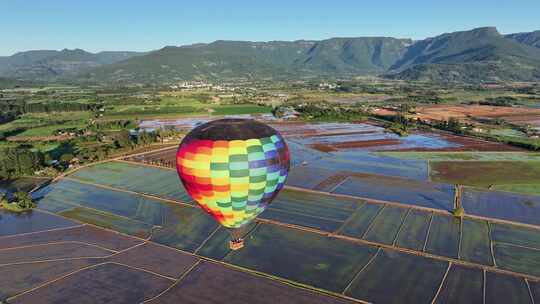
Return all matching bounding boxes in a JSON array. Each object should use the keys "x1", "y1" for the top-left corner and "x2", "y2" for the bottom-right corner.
[{"x1": 176, "y1": 119, "x2": 290, "y2": 250}]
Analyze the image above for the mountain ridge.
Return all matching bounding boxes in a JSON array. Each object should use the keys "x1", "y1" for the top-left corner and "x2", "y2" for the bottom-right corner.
[
  {"x1": 0, "y1": 49, "x2": 145, "y2": 80},
  {"x1": 2, "y1": 27, "x2": 540, "y2": 83},
  {"x1": 386, "y1": 27, "x2": 540, "y2": 82}
]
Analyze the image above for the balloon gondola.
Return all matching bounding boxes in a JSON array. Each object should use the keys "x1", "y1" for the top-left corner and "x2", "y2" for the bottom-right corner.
[{"x1": 176, "y1": 119, "x2": 290, "y2": 250}]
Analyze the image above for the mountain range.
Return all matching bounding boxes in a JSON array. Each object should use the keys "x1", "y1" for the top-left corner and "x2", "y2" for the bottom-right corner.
[
  {"x1": 1, "y1": 27, "x2": 540, "y2": 84},
  {"x1": 0, "y1": 49, "x2": 144, "y2": 81}
]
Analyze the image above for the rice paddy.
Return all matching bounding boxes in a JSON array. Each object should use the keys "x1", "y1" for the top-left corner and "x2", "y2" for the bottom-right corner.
[
  {"x1": 4, "y1": 120, "x2": 540, "y2": 303},
  {"x1": 344, "y1": 249, "x2": 449, "y2": 303},
  {"x1": 223, "y1": 224, "x2": 379, "y2": 292},
  {"x1": 69, "y1": 161, "x2": 193, "y2": 203}
]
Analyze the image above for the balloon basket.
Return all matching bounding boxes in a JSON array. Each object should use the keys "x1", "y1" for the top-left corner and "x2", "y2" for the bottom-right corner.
[{"x1": 229, "y1": 238, "x2": 245, "y2": 250}]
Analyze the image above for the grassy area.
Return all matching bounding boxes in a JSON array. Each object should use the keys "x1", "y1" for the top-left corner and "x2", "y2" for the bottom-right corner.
[
  {"x1": 211, "y1": 104, "x2": 271, "y2": 115},
  {"x1": 14, "y1": 122, "x2": 87, "y2": 137},
  {"x1": 378, "y1": 151, "x2": 540, "y2": 161},
  {"x1": 489, "y1": 128, "x2": 528, "y2": 138},
  {"x1": 1, "y1": 112, "x2": 91, "y2": 140},
  {"x1": 103, "y1": 95, "x2": 271, "y2": 119},
  {"x1": 0, "y1": 202, "x2": 30, "y2": 212},
  {"x1": 492, "y1": 184, "x2": 540, "y2": 196},
  {"x1": 430, "y1": 161, "x2": 540, "y2": 191}
]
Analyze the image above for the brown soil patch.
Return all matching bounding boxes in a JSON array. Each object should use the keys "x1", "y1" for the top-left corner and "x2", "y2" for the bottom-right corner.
[
  {"x1": 311, "y1": 130, "x2": 379, "y2": 137},
  {"x1": 501, "y1": 115, "x2": 540, "y2": 127},
  {"x1": 310, "y1": 139, "x2": 401, "y2": 152},
  {"x1": 414, "y1": 105, "x2": 540, "y2": 122},
  {"x1": 313, "y1": 173, "x2": 350, "y2": 192},
  {"x1": 430, "y1": 161, "x2": 540, "y2": 187},
  {"x1": 310, "y1": 144, "x2": 338, "y2": 152},
  {"x1": 126, "y1": 146, "x2": 178, "y2": 168}
]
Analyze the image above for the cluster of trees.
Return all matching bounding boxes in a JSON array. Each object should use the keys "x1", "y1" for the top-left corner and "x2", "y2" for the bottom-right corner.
[
  {"x1": 428, "y1": 117, "x2": 540, "y2": 151},
  {"x1": 434, "y1": 118, "x2": 464, "y2": 134},
  {"x1": 0, "y1": 120, "x2": 166, "y2": 178},
  {"x1": 469, "y1": 130, "x2": 540, "y2": 151},
  {"x1": 406, "y1": 93, "x2": 445, "y2": 104},
  {"x1": 90, "y1": 120, "x2": 136, "y2": 130},
  {"x1": 0, "y1": 99, "x2": 100, "y2": 115},
  {"x1": 387, "y1": 114, "x2": 416, "y2": 136},
  {"x1": 477, "y1": 96, "x2": 517, "y2": 106},
  {"x1": 75, "y1": 144, "x2": 111, "y2": 163},
  {"x1": 513, "y1": 86, "x2": 539, "y2": 95},
  {"x1": 0, "y1": 128, "x2": 25, "y2": 141},
  {"x1": 113, "y1": 96, "x2": 161, "y2": 105},
  {"x1": 113, "y1": 130, "x2": 158, "y2": 148},
  {"x1": 287, "y1": 102, "x2": 367, "y2": 122},
  {"x1": 19, "y1": 101, "x2": 100, "y2": 113},
  {"x1": 71, "y1": 129, "x2": 159, "y2": 163},
  {"x1": 0, "y1": 146, "x2": 45, "y2": 178},
  {"x1": 0, "y1": 111, "x2": 18, "y2": 124},
  {"x1": 0, "y1": 191, "x2": 36, "y2": 211}
]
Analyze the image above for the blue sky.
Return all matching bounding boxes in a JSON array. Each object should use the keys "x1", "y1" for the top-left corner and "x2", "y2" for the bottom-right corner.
[{"x1": 1, "y1": 0, "x2": 539, "y2": 56}]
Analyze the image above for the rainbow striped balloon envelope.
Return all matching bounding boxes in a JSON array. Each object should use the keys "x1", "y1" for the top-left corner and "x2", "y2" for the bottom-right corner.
[{"x1": 176, "y1": 119, "x2": 290, "y2": 230}]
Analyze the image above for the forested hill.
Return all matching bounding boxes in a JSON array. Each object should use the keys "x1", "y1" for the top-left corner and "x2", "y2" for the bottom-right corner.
[
  {"x1": 506, "y1": 31, "x2": 540, "y2": 49},
  {"x1": 2, "y1": 27, "x2": 540, "y2": 84},
  {"x1": 79, "y1": 37, "x2": 412, "y2": 83},
  {"x1": 0, "y1": 49, "x2": 144, "y2": 80},
  {"x1": 386, "y1": 27, "x2": 540, "y2": 83}
]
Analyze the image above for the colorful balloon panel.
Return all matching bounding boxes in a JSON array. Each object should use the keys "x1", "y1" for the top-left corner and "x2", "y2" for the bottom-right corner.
[{"x1": 176, "y1": 119, "x2": 290, "y2": 228}]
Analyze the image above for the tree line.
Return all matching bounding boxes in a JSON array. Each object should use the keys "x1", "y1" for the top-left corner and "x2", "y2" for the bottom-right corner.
[
  {"x1": 0, "y1": 99, "x2": 100, "y2": 115},
  {"x1": 0, "y1": 146, "x2": 45, "y2": 178}
]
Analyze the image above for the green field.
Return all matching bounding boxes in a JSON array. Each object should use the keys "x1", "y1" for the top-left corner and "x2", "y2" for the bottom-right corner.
[
  {"x1": 0, "y1": 112, "x2": 91, "y2": 140},
  {"x1": 490, "y1": 128, "x2": 528, "y2": 138},
  {"x1": 0, "y1": 112, "x2": 90, "y2": 131},
  {"x1": 103, "y1": 96, "x2": 271, "y2": 119},
  {"x1": 492, "y1": 184, "x2": 540, "y2": 196},
  {"x1": 15, "y1": 122, "x2": 88, "y2": 137},
  {"x1": 378, "y1": 151, "x2": 540, "y2": 162},
  {"x1": 430, "y1": 161, "x2": 540, "y2": 195}
]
